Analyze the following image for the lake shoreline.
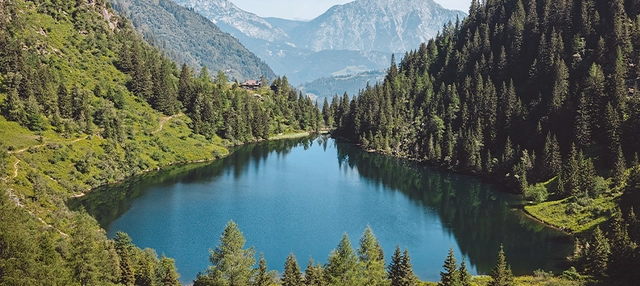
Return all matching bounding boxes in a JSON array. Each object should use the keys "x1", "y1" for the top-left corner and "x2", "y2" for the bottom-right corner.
[
  {"x1": 69, "y1": 131, "x2": 320, "y2": 199},
  {"x1": 330, "y1": 134, "x2": 575, "y2": 237}
]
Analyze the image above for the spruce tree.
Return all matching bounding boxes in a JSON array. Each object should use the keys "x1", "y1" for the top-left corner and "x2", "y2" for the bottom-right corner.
[
  {"x1": 156, "y1": 254, "x2": 181, "y2": 286},
  {"x1": 357, "y1": 226, "x2": 387, "y2": 285},
  {"x1": 304, "y1": 257, "x2": 325, "y2": 286},
  {"x1": 283, "y1": 252, "x2": 303, "y2": 286},
  {"x1": 325, "y1": 233, "x2": 359, "y2": 286},
  {"x1": 400, "y1": 249, "x2": 418, "y2": 286},
  {"x1": 255, "y1": 253, "x2": 270, "y2": 286},
  {"x1": 439, "y1": 246, "x2": 460, "y2": 286},
  {"x1": 458, "y1": 258, "x2": 472, "y2": 286},
  {"x1": 607, "y1": 209, "x2": 634, "y2": 281},
  {"x1": 489, "y1": 245, "x2": 514, "y2": 286},
  {"x1": 388, "y1": 245, "x2": 403, "y2": 286},
  {"x1": 114, "y1": 231, "x2": 135, "y2": 286},
  {"x1": 195, "y1": 220, "x2": 256, "y2": 286},
  {"x1": 583, "y1": 226, "x2": 610, "y2": 277}
]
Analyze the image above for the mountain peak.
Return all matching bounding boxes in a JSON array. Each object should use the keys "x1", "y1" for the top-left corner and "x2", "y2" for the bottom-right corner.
[
  {"x1": 174, "y1": 0, "x2": 289, "y2": 42},
  {"x1": 293, "y1": 0, "x2": 466, "y2": 53}
]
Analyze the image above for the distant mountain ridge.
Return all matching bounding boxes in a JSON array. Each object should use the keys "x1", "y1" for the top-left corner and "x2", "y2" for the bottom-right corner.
[
  {"x1": 111, "y1": 0, "x2": 275, "y2": 80},
  {"x1": 290, "y1": 0, "x2": 464, "y2": 53},
  {"x1": 174, "y1": 0, "x2": 290, "y2": 43},
  {"x1": 171, "y1": 0, "x2": 464, "y2": 84}
]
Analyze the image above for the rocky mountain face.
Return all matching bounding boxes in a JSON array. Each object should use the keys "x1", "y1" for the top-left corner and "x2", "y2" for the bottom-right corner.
[
  {"x1": 171, "y1": 0, "x2": 464, "y2": 86},
  {"x1": 111, "y1": 0, "x2": 275, "y2": 81},
  {"x1": 290, "y1": 0, "x2": 464, "y2": 53},
  {"x1": 173, "y1": 0, "x2": 289, "y2": 43}
]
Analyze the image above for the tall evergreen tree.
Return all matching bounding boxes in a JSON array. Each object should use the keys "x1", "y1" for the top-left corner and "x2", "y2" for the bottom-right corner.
[
  {"x1": 255, "y1": 253, "x2": 271, "y2": 286},
  {"x1": 399, "y1": 249, "x2": 418, "y2": 286},
  {"x1": 194, "y1": 220, "x2": 256, "y2": 286},
  {"x1": 489, "y1": 245, "x2": 514, "y2": 286},
  {"x1": 583, "y1": 226, "x2": 610, "y2": 277},
  {"x1": 304, "y1": 257, "x2": 325, "y2": 286},
  {"x1": 325, "y1": 233, "x2": 359, "y2": 286},
  {"x1": 439, "y1": 246, "x2": 460, "y2": 286},
  {"x1": 357, "y1": 226, "x2": 387, "y2": 285},
  {"x1": 283, "y1": 253, "x2": 303, "y2": 286},
  {"x1": 458, "y1": 258, "x2": 472, "y2": 286}
]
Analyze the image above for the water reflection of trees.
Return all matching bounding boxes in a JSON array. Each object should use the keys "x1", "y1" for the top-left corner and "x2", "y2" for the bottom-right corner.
[
  {"x1": 336, "y1": 143, "x2": 573, "y2": 275},
  {"x1": 70, "y1": 136, "x2": 318, "y2": 227}
]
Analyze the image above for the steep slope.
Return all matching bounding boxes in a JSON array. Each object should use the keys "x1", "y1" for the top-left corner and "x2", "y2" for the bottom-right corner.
[
  {"x1": 172, "y1": 0, "x2": 289, "y2": 43},
  {"x1": 171, "y1": 0, "x2": 462, "y2": 85},
  {"x1": 290, "y1": 0, "x2": 466, "y2": 53},
  {"x1": 331, "y1": 0, "x2": 640, "y2": 238},
  {"x1": 111, "y1": 0, "x2": 275, "y2": 81},
  {"x1": 0, "y1": 0, "x2": 319, "y2": 283}
]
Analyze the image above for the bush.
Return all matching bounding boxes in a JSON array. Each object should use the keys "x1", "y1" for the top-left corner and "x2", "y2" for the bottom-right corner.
[
  {"x1": 525, "y1": 183, "x2": 549, "y2": 203},
  {"x1": 561, "y1": 267, "x2": 581, "y2": 281},
  {"x1": 533, "y1": 269, "x2": 554, "y2": 280},
  {"x1": 589, "y1": 176, "x2": 607, "y2": 198}
]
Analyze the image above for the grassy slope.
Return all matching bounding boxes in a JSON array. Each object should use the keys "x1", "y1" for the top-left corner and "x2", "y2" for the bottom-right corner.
[
  {"x1": 523, "y1": 176, "x2": 620, "y2": 235},
  {"x1": 0, "y1": 0, "x2": 226, "y2": 231}
]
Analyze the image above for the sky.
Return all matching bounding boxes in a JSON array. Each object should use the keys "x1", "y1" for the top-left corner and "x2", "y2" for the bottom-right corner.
[{"x1": 231, "y1": 0, "x2": 471, "y2": 21}]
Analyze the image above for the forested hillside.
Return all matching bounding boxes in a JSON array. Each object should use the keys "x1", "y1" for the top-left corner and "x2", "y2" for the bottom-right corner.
[
  {"x1": 110, "y1": 0, "x2": 276, "y2": 81},
  {"x1": 0, "y1": 0, "x2": 318, "y2": 284},
  {"x1": 329, "y1": 0, "x2": 640, "y2": 282}
]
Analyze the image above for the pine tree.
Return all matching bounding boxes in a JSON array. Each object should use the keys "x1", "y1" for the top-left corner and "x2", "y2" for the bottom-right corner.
[
  {"x1": 283, "y1": 252, "x2": 303, "y2": 286},
  {"x1": 304, "y1": 257, "x2": 325, "y2": 286},
  {"x1": 325, "y1": 233, "x2": 359, "y2": 286},
  {"x1": 113, "y1": 231, "x2": 135, "y2": 286},
  {"x1": 156, "y1": 254, "x2": 181, "y2": 286},
  {"x1": 583, "y1": 226, "x2": 610, "y2": 277},
  {"x1": 439, "y1": 246, "x2": 460, "y2": 286},
  {"x1": 255, "y1": 253, "x2": 271, "y2": 286},
  {"x1": 613, "y1": 145, "x2": 627, "y2": 187},
  {"x1": 607, "y1": 208, "x2": 634, "y2": 281},
  {"x1": 357, "y1": 226, "x2": 387, "y2": 285},
  {"x1": 628, "y1": 207, "x2": 640, "y2": 243},
  {"x1": 194, "y1": 220, "x2": 256, "y2": 286},
  {"x1": 574, "y1": 92, "x2": 591, "y2": 148},
  {"x1": 388, "y1": 245, "x2": 403, "y2": 286},
  {"x1": 458, "y1": 258, "x2": 472, "y2": 286},
  {"x1": 489, "y1": 245, "x2": 514, "y2": 286},
  {"x1": 400, "y1": 249, "x2": 418, "y2": 286}
]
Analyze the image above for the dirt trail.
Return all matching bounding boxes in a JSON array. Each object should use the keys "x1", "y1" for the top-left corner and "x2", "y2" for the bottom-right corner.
[{"x1": 154, "y1": 114, "x2": 181, "y2": 134}]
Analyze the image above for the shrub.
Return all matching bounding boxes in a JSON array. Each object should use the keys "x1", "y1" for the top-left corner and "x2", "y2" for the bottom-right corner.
[
  {"x1": 525, "y1": 183, "x2": 549, "y2": 203},
  {"x1": 561, "y1": 267, "x2": 581, "y2": 281}
]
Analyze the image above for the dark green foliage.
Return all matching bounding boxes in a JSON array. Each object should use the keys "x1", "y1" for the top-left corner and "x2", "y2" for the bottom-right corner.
[
  {"x1": 606, "y1": 209, "x2": 634, "y2": 281},
  {"x1": 255, "y1": 253, "x2": 271, "y2": 286},
  {"x1": 582, "y1": 226, "x2": 610, "y2": 276},
  {"x1": 438, "y1": 246, "x2": 460, "y2": 286},
  {"x1": 388, "y1": 245, "x2": 418, "y2": 286},
  {"x1": 110, "y1": 0, "x2": 275, "y2": 81},
  {"x1": 489, "y1": 245, "x2": 514, "y2": 286},
  {"x1": 283, "y1": 253, "x2": 304, "y2": 286},
  {"x1": 325, "y1": 233, "x2": 359, "y2": 285},
  {"x1": 304, "y1": 257, "x2": 325, "y2": 286},
  {"x1": 157, "y1": 254, "x2": 181, "y2": 286},
  {"x1": 357, "y1": 226, "x2": 387, "y2": 285},
  {"x1": 194, "y1": 220, "x2": 256, "y2": 286},
  {"x1": 458, "y1": 258, "x2": 472, "y2": 286},
  {"x1": 329, "y1": 0, "x2": 640, "y2": 207}
]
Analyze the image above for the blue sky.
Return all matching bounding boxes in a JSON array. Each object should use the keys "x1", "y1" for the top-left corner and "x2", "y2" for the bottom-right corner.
[{"x1": 231, "y1": 0, "x2": 471, "y2": 21}]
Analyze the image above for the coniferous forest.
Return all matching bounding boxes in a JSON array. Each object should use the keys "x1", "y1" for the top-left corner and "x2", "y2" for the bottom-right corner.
[
  {"x1": 325, "y1": 0, "x2": 640, "y2": 283},
  {"x1": 2, "y1": 0, "x2": 640, "y2": 285},
  {"x1": 0, "y1": 0, "x2": 318, "y2": 284}
]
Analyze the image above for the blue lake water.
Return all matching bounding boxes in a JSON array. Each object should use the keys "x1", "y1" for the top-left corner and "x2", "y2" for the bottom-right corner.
[{"x1": 73, "y1": 136, "x2": 572, "y2": 284}]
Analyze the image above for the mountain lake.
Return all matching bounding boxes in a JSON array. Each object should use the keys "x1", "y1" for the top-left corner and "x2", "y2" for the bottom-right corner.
[{"x1": 70, "y1": 135, "x2": 573, "y2": 284}]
